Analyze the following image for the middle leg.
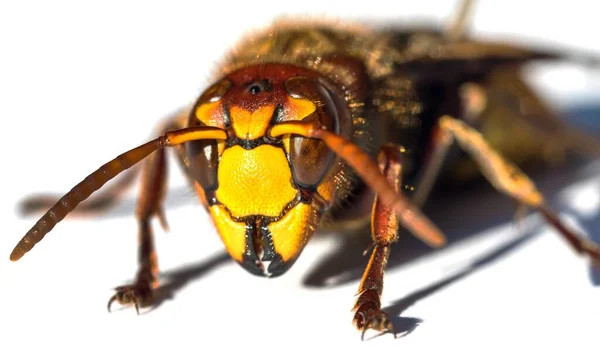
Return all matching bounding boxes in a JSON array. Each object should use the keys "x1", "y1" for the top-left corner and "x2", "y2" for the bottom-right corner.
[{"x1": 439, "y1": 115, "x2": 600, "y2": 267}]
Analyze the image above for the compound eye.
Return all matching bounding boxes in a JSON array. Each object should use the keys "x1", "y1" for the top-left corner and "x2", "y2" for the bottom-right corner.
[
  {"x1": 185, "y1": 79, "x2": 232, "y2": 192},
  {"x1": 185, "y1": 129, "x2": 219, "y2": 192},
  {"x1": 284, "y1": 76, "x2": 341, "y2": 189}
]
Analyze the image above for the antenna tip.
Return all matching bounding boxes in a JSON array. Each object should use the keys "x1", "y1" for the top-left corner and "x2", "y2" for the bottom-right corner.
[{"x1": 10, "y1": 248, "x2": 24, "y2": 262}]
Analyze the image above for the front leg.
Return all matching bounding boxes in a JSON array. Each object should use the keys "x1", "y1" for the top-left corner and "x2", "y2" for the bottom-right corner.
[
  {"x1": 353, "y1": 144, "x2": 406, "y2": 339},
  {"x1": 107, "y1": 146, "x2": 167, "y2": 314},
  {"x1": 104, "y1": 112, "x2": 190, "y2": 314}
]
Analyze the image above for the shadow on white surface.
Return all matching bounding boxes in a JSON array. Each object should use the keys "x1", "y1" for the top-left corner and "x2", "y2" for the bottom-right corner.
[
  {"x1": 382, "y1": 230, "x2": 536, "y2": 337},
  {"x1": 151, "y1": 252, "x2": 231, "y2": 311}
]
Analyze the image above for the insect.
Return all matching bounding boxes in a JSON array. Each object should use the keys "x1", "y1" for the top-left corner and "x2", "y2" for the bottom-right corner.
[{"x1": 11, "y1": 0, "x2": 600, "y2": 340}]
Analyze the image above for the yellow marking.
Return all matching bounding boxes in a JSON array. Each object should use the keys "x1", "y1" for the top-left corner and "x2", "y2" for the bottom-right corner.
[
  {"x1": 284, "y1": 96, "x2": 317, "y2": 122},
  {"x1": 268, "y1": 203, "x2": 315, "y2": 262},
  {"x1": 439, "y1": 116, "x2": 543, "y2": 207},
  {"x1": 209, "y1": 205, "x2": 247, "y2": 262},
  {"x1": 195, "y1": 101, "x2": 223, "y2": 127},
  {"x1": 216, "y1": 145, "x2": 297, "y2": 217},
  {"x1": 230, "y1": 106, "x2": 274, "y2": 139}
]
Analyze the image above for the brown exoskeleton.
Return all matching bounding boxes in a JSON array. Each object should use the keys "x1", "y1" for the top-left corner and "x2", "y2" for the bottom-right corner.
[{"x1": 12, "y1": 0, "x2": 600, "y2": 339}]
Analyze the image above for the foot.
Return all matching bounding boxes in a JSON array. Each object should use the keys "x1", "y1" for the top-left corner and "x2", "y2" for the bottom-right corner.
[
  {"x1": 107, "y1": 281, "x2": 153, "y2": 315},
  {"x1": 353, "y1": 290, "x2": 395, "y2": 340}
]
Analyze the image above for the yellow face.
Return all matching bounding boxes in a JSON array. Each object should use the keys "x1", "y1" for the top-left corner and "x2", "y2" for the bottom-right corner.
[{"x1": 186, "y1": 66, "x2": 341, "y2": 276}]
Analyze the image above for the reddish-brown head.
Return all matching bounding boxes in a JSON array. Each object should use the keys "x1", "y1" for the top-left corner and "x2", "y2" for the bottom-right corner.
[{"x1": 184, "y1": 63, "x2": 350, "y2": 276}]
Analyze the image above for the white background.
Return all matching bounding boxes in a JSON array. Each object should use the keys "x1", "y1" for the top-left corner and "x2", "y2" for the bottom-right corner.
[{"x1": 1, "y1": 1, "x2": 599, "y2": 355}]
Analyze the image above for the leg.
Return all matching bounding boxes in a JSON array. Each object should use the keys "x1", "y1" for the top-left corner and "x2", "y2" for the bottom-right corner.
[
  {"x1": 107, "y1": 146, "x2": 168, "y2": 314},
  {"x1": 444, "y1": 0, "x2": 475, "y2": 41},
  {"x1": 413, "y1": 72, "x2": 600, "y2": 207},
  {"x1": 412, "y1": 82, "x2": 486, "y2": 207},
  {"x1": 353, "y1": 144, "x2": 409, "y2": 339},
  {"x1": 439, "y1": 116, "x2": 600, "y2": 266},
  {"x1": 411, "y1": 122, "x2": 454, "y2": 207},
  {"x1": 105, "y1": 111, "x2": 191, "y2": 313}
]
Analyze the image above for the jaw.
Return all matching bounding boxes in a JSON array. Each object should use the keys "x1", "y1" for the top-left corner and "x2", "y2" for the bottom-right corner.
[
  {"x1": 238, "y1": 215, "x2": 291, "y2": 278},
  {"x1": 209, "y1": 202, "x2": 321, "y2": 278},
  {"x1": 240, "y1": 241, "x2": 292, "y2": 278}
]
